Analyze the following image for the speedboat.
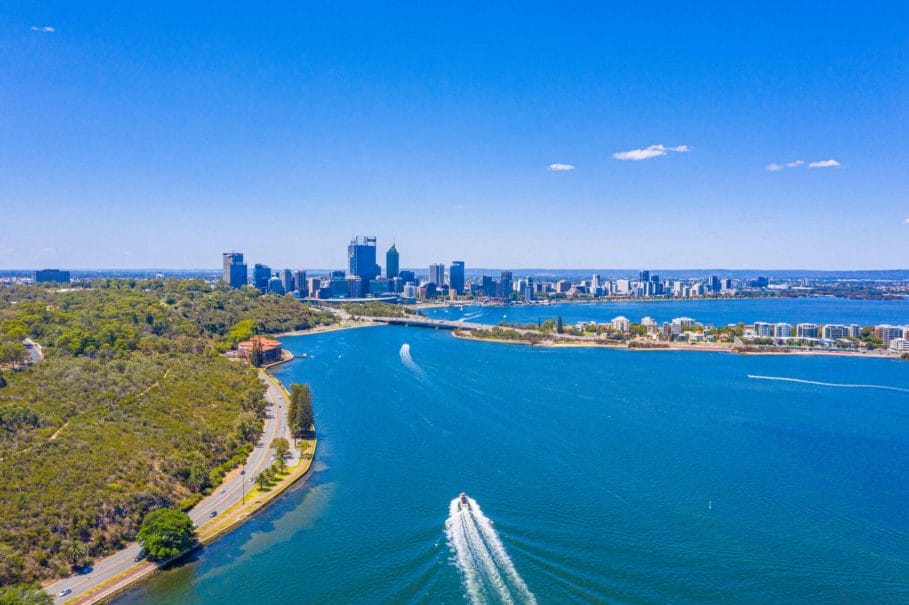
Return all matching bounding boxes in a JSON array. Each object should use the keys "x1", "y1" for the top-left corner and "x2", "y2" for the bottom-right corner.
[{"x1": 458, "y1": 492, "x2": 470, "y2": 511}]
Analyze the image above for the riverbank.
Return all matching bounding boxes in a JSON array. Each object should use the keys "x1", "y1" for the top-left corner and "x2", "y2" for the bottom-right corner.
[
  {"x1": 452, "y1": 330, "x2": 904, "y2": 359},
  {"x1": 276, "y1": 319, "x2": 379, "y2": 338},
  {"x1": 52, "y1": 371, "x2": 316, "y2": 605}
]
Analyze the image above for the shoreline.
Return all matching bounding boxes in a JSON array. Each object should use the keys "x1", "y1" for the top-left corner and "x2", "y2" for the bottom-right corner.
[
  {"x1": 55, "y1": 371, "x2": 317, "y2": 605},
  {"x1": 450, "y1": 330, "x2": 903, "y2": 360},
  {"x1": 275, "y1": 320, "x2": 379, "y2": 338}
]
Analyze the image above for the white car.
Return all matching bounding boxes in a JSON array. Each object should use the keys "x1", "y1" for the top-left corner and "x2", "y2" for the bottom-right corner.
[{"x1": 59, "y1": 588, "x2": 72, "y2": 597}]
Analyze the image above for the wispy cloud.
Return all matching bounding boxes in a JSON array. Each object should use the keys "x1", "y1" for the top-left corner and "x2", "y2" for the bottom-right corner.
[
  {"x1": 765, "y1": 163, "x2": 783, "y2": 172},
  {"x1": 547, "y1": 163, "x2": 575, "y2": 171},
  {"x1": 31, "y1": 25, "x2": 55, "y2": 33},
  {"x1": 904, "y1": 218, "x2": 909, "y2": 225},
  {"x1": 808, "y1": 159, "x2": 841, "y2": 169},
  {"x1": 612, "y1": 144, "x2": 689, "y2": 161},
  {"x1": 785, "y1": 160, "x2": 804, "y2": 168}
]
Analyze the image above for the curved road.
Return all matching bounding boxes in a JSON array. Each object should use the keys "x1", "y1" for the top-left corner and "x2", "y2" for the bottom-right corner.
[{"x1": 46, "y1": 371, "x2": 295, "y2": 604}]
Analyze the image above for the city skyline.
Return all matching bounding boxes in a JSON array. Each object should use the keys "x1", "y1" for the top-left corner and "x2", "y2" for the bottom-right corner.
[{"x1": 2, "y1": 3, "x2": 909, "y2": 270}]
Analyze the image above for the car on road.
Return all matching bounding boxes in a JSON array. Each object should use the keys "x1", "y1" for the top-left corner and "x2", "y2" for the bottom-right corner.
[
  {"x1": 210, "y1": 510, "x2": 217, "y2": 518},
  {"x1": 134, "y1": 549, "x2": 146, "y2": 562},
  {"x1": 58, "y1": 588, "x2": 72, "y2": 597}
]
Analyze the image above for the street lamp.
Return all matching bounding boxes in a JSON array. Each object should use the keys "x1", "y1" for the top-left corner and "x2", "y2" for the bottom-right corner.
[{"x1": 240, "y1": 469, "x2": 246, "y2": 504}]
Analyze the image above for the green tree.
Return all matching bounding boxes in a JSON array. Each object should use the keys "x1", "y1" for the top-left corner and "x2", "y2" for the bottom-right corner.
[
  {"x1": 226, "y1": 319, "x2": 255, "y2": 346},
  {"x1": 288, "y1": 384, "x2": 313, "y2": 438},
  {"x1": 556, "y1": 315, "x2": 564, "y2": 334},
  {"x1": 0, "y1": 342, "x2": 28, "y2": 367},
  {"x1": 0, "y1": 585, "x2": 53, "y2": 605},
  {"x1": 64, "y1": 538, "x2": 86, "y2": 568},
  {"x1": 136, "y1": 508, "x2": 195, "y2": 561},
  {"x1": 271, "y1": 437, "x2": 289, "y2": 460}
]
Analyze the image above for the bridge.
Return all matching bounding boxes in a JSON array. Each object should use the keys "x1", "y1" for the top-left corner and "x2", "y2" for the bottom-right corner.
[{"x1": 366, "y1": 317, "x2": 488, "y2": 331}]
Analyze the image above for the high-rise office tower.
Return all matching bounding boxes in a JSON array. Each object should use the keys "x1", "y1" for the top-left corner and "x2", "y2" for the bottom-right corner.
[
  {"x1": 222, "y1": 252, "x2": 247, "y2": 288},
  {"x1": 281, "y1": 269, "x2": 294, "y2": 294},
  {"x1": 429, "y1": 263, "x2": 446, "y2": 286},
  {"x1": 253, "y1": 264, "x2": 271, "y2": 292},
  {"x1": 449, "y1": 261, "x2": 465, "y2": 294},
  {"x1": 708, "y1": 275, "x2": 720, "y2": 292},
  {"x1": 348, "y1": 236, "x2": 379, "y2": 293},
  {"x1": 639, "y1": 269, "x2": 650, "y2": 284},
  {"x1": 386, "y1": 244, "x2": 400, "y2": 279},
  {"x1": 498, "y1": 271, "x2": 513, "y2": 299},
  {"x1": 293, "y1": 270, "x2": 307, "y2": 293}
]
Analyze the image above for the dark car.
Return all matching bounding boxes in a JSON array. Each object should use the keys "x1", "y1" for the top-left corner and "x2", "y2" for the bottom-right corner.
[
  {"x1": 209, "y1": 510, "x2": 217, "y2": 518},
  {"x1": 134, "y1": 549, "x2": 146, "y2": 562}
]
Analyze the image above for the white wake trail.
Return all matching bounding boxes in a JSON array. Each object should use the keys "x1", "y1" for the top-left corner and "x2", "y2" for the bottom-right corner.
[
  {"x1": 399, "y1": 343, "x2": 424, "y2": 375},
  {"x1": 748, "y1": 375, "x2": 909, "y2": 394},
  {"x1": 469, "y1": 499, "x2": 537, "y2": 604},
  {"x1": 445, "y1": 496, "x2": 536, "y2": 605}
]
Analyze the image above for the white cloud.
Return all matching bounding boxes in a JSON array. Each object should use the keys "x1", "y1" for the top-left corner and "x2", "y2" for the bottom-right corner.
[
  {"x1": 31, "y1": 25, "x2": 55, "y2": 32},
  {"x1": 612, "y1": 144, "x2": 689, "y2": 161},
  {"x1": 547, "y1": 163, "x2": 575, "y2": 171},
  {"x1": 808, "y1": 159, "x2": 841, "y2": 169},
  {"x1": 765, "y1": 163, "x2": 783, "y2": 172},
  {"x1": 785, "y1": 160, "x2": 805, "y2": 168},
  {"x1": 904, "y1": 218, "x2": 909, "y2": 224}
]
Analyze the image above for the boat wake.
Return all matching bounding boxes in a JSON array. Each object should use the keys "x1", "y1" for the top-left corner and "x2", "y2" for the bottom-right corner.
[
  {"x1": 747, "y1": 375, "x2": 909, "y2": 394},
  {"x1": 399, "y1": 343, "x2": 424, "y2": 375},
  {"x1": 445, "y1": 495, "x2": 536, "y2": 605}
]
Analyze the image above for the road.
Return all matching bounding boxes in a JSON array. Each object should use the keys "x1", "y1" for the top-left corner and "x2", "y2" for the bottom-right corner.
[
  {"x1": 23, "y1": 338, "x2": 43, "y2": 364},
  {"x1": 45, "y1": 371, "x2": 295, "y2": 604}
]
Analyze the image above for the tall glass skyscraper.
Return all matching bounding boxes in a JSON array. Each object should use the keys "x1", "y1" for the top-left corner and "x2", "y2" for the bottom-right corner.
[
  {"x1": 449, "y1": 261, "x2": 465, "y2": 294},
  {"x1": 348, "y1": 236, "x2": 379, "y2": 293},
  {"x1": 386, "y1": 244, "x2": 400, "y2": 278},
  {"x1": 222, "y1": 252, "x2": 247, "y2": 288},
  {"x1": 429, "y1": 263, "x2": 445, "y2": 286},
  {"x1": 253, "y1": 263, "x2": 271, "y2": 292}
]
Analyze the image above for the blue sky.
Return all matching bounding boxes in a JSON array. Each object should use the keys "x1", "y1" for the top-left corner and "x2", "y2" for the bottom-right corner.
[{"x1": 1, "y1": 2, "x2": 907, "y2": 270}]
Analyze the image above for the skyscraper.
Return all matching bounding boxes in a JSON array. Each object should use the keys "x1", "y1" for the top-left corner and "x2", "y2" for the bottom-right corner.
[
  {"x1": 293, "y1": 270, "x2": 307, "y2": 293},
  {"x1": 348, "y1": 236, "x2": 379, "y2": 293},
  {"x1": 281, "y1": 269, "x2": 294, "y2": 294},
  {"x1": 449, "y1": 261, "x2": 465, "y2": 295},
  {"x1": 386, "y1": 244, "x2": 400, "y2": 279},
  {"x1": 222, "y1": 252, "x2": 247, "y2": 288},
  {"x1": 253, "y1": 264, "x2": 271, "y2": 292},
  {"x1": 498, "y1": 271, "x2": 513, "y2": 299},
  {"x1": 429, "y1": 263, "x2": 445, "y2": 286}
]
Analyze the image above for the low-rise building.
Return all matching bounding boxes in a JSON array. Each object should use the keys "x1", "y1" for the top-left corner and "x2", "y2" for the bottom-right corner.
[
  {"x1": 611, "y1": 316, "x2": 630, "y2": 332},
  {"x1": 874, "y1": 325, "x2": 904, "y2": 345},
  {"x1": 888, "y1": 338, "x2": 909, "y2": 352},
  {"x1": 237, "y1": 336, "x2": 283, "y2": 365},
  {"x1": 796, "y1": 323, "x2": 819, "y2": 338}
]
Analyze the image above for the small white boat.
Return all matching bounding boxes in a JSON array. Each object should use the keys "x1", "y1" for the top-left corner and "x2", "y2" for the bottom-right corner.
[{"x1": 458, "y1": 492, "x2": 470, "y2": 511}]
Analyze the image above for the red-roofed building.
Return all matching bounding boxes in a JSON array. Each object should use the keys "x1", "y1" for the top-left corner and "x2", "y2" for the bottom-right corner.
[{"x1": 237, "y1": 336, "x2": 282, "y2": 365}]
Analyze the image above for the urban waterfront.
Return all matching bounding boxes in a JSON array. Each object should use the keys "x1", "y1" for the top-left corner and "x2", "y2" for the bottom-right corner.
[
  {"x1": 423, "y1": 297, "x2": 909, "y2": 329},
  {"x1": 116, "y1": 311, "x2": 908, "y2": 604}
]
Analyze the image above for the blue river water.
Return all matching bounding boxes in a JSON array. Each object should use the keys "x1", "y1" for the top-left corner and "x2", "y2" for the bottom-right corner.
[
  {"x1": 117, "y1": 304, "x2": 909, "y2": 604},
  {"x1": 422, "y1": 296, "x2": 909, "y2": 327}
]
